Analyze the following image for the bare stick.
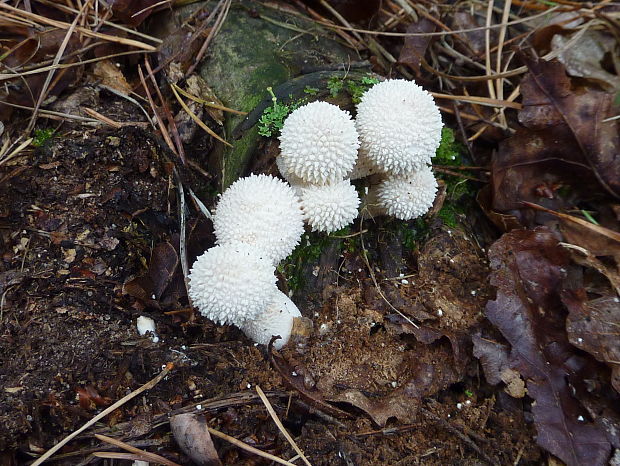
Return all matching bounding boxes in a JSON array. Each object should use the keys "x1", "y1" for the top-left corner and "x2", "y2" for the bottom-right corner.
[{"x1": 31, "y1": 363, "x2": 174, "y2": 465}]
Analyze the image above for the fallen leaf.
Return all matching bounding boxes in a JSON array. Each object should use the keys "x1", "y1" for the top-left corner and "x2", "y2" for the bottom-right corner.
[
  {"x1": 398, "y1": 18, "x2": 436, "y2": 75},
  {"x1": 492, "y1": 56, "x2": 620, "y2": 214},
  {"x1": 92, "y1": 59, "x2": 132, "y2": 94},
  {"x1": 109, "y1": 0, "x2": 162, "y2": 26},
  {"x1": 563, "y1": 291, "x2": 620, "y2": 394},
  {"x1": 551, "y1": 30, "x2": 620, "y2": 91},
  {"x1": 485, "y1": 227, "x2": 612, "y2": 466},
  {"x1": 148, "y1": 241, "x2": 179, "y2": 300},
  {"x1": 518, "y1": 55, "x2": 620, "y2": 199},
  {"x1": 171, "y1": 413, "x2": 221, "y2": 466},
  {"x1": 472, "y1": 334, "x2": 510, "y2": 386},
  {"x1": 77, "y1": 385, "x2": 110, "y2": 411}
]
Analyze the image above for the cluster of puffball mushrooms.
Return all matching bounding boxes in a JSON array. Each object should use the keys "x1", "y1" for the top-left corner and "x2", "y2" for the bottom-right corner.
[{"x1": 188, "y1": 79, "x2": 443, "y2": 349}]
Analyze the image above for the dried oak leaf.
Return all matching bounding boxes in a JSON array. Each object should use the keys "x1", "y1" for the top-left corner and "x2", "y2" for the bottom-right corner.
[
  {"x1": 563, "y1": 291, "x2": 620, "y2": 394},
  {"x1": 398, "y1": 18, "x2": 436, "y2": 75},
  {"x1": 492, "y1": 56, "x2": 620, "y2": 213},
  {"x1": 485, "y1": 227, "x2": 612, "y2": 466},
  {"x1": 171, "y1": 413, "x2": 221, "y2": 466}
]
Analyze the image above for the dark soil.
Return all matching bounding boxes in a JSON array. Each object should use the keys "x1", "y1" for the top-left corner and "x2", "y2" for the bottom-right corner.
[{"x1": 1, "y1": 126, "x2": 541, "y2": 464}]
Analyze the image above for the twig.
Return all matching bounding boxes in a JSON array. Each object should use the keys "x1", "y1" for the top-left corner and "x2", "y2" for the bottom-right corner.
[
  {"x1": 138, "y1": 64, "x2": 175, "y2": 153},
  {"x1": 26, "y1": 0, "x2": 92, "y2": 133},
  {"x1": 0, "y1": 3, "x2": 157, "y2": 51},
  {"x1": 175, "y1": 169, "x2": 191, "y2": 303},
  {"x1": 256, "y1": 386, "x2": 312, "y2": 466},
  {"x1": 430, "y1": 92, "x2": 522, "y2": 110},
  {"x1": 207, "y1": 426, "x2": 297, "y2": 466},
  {"x1": 170, "y1": 83, "x2": 232, "y2": 147},
  {"x1": 186, "y1": 0, "x2": 231, "y2": 76},
  {"x1": 31, "y1": 363, "x2": 174, "y2": 465},
  {"x1": 94, "y1": 434, "x2": 180, "y2": 466}
]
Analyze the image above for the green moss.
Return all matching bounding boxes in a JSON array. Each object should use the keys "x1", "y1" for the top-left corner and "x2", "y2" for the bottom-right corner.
[
  {"x1": 326, "y1": 74, "x2": 378, "y2": 103},
  {"x1": 303, "y1": 86, "x2": 320, "y2": 96},
  {"x1": 278, "y1": 231, "x2": 331, "y2": 292},
  {"x1": 431, "y1": 127, "x2": 474, "y2": 230},
  {"x1": 434, "y1": 127, "x2": 462, "y2": 165},
  {"x1": 32, "y1": 128, "x2": 55, "y2": 147},
  {"x1": 327, "y1": 76, "x2": 345, "y2": 97},
  {"x1": 257, "y1": 87, "x2": 307, "y2": 137}
]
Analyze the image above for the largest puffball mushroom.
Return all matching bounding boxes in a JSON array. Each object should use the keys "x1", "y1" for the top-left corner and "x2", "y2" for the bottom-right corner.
[
  {"x1": 355, "y1": 79, "x2": 442, "y2": 175},
  {"x1": 188, "y1": 242, "x2": 278, "y2": 325},
  {"x1": 278, "y1": 101, "x2": 360, "y2": 185},
  {"x1": 213, "y1": 174, "x2": 304, "y2": 264}
]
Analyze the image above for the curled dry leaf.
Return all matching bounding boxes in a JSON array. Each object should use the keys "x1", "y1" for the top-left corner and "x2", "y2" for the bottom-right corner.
[
  {"x1": 170, "y1": 413, "x2": 221, "y2": 466},
  {"x1": 551, "y1": 30, "x2": 620, "y2": 91},
  {"x1": 398, "y1": 18, "x2": 437, "y2": 75},
  {"x1": 563, "y1": 291, "x2": 620, "y2": 394},
  {"x1": 492, "y1": 56, "x2": 620, "y2": 214},
  {"x1": 485, "y1": 227, "x2": 612, "y2": 466}
]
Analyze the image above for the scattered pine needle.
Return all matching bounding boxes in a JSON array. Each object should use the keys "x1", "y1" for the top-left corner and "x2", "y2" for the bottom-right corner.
[
  {"x1": 31, "y1": 363, "x2": 174, "y2": 465},
  {"x1": 173, "y1": 85, "x2": 247, "y2": 115},
  {"x1": 94, "y1": 434, "x2": 180, "y2": 466},
  {"x1": 170, "y1": 83, "x2": 233, "y2": 147},
  {"x1": 207, "y1": 426, "x2": 298, "y2": 466},
  {"x1": 256, "y1": 385, "x2": 312, "y2": 466}
]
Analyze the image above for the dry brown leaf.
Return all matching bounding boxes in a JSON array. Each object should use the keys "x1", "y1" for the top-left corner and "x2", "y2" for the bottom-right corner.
[{"x1": 92, "y1": 59, "x2": 132, "y2": 94}]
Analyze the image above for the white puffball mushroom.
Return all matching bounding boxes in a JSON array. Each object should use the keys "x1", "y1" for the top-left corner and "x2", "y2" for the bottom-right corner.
[
  {"x1": 188, "y1": 243, "x2": 278, "y2": 325},
  {"x1": 376, "y1": 166, "x2": 438, "y2": 220},
  {"x1": 136, "y1": 316, "x2": 159, "y2": 343},
  {"x1": 299, "y1": 180, "x2": 360, "y2": 233},
  {"x1": 356, "y1": 79, "x2": 442, "y2": 175},
  {"x1": 240, "y1": 291, "x2": 301, "y2": 349},
  {"x1": 213, "y1": 174, "x2": 304, "y2": 265},
  {"x1": 278, "y1": 101, "x2": 360, "y2": 185}
]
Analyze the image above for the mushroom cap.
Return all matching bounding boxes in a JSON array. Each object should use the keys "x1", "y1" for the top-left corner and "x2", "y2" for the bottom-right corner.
[
  {"x1": 213, "y1": 174, "x2": 304, "y2": 265},
  {"x1": 299, "y1": 180, "x2": 360, "y2": 233},
  {"x1": 356, "y1": 79, "x2": 442, "y2": 175},
  {"x1": 278, "y1": 101, "x2": 360, "y2": 185},
  {"x1": 240, "y1": 291, "x2": 301, "y2": 349},
  {"x1": 375, "y1": 166, "x2": 438, "y2": 220},
  {"x1": 188, "y1": 243, "x2": 278, "y2": 325}
]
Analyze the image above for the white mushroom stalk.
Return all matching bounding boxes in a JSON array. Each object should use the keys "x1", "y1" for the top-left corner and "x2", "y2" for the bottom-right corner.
[
  {"x1": 278, "y1": 101, "x2": 360, "y2": 185},
  {"x1": 240, "y1": 291, "x2": 301, "y2": 350},
  {"x1": 213, "y1": 174, "x2": 304, "y2": 265},
  {"x1": 299, "y1": 180, "x2": 360, "y2": 233},
  {"x1": 355, "y1": 79, "x2": 443, "y2": 175},
  {"x1": 188, "y1": 242, "x2": 278, "y2": 325}
]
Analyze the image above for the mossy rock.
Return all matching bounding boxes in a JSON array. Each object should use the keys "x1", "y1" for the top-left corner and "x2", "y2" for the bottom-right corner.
[{"x1": 197, "y1": 1, "x2": 358, "y2": 189}]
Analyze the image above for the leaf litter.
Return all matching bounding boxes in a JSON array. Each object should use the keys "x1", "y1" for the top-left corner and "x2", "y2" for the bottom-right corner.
[{"x1": 1, "y1": 0, "x2": 620, "y2": 464}]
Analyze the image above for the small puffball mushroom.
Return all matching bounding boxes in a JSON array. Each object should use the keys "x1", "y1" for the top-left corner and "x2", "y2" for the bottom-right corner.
[
  {"x1": 189, "y1": 242, "x2": 278, "y2": 325},
  {"x1": 278, "y1": 101, "x2": 360, "y2": 185},
  {"x1": 240, "y1": 291, "x2": 301, "y2": 350},
  {"x1": 299, "y1": 180, "x2": 360, "y2": 233},
  {"x1": 356, "y1": 79, "x2": 442, "y2": 175},
  {"x1": 375, "y1": 165, "x2": 438, "y2": 220},
  {"x1": 213, "y1": 174, "x2": 304, "y2": 264}
]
